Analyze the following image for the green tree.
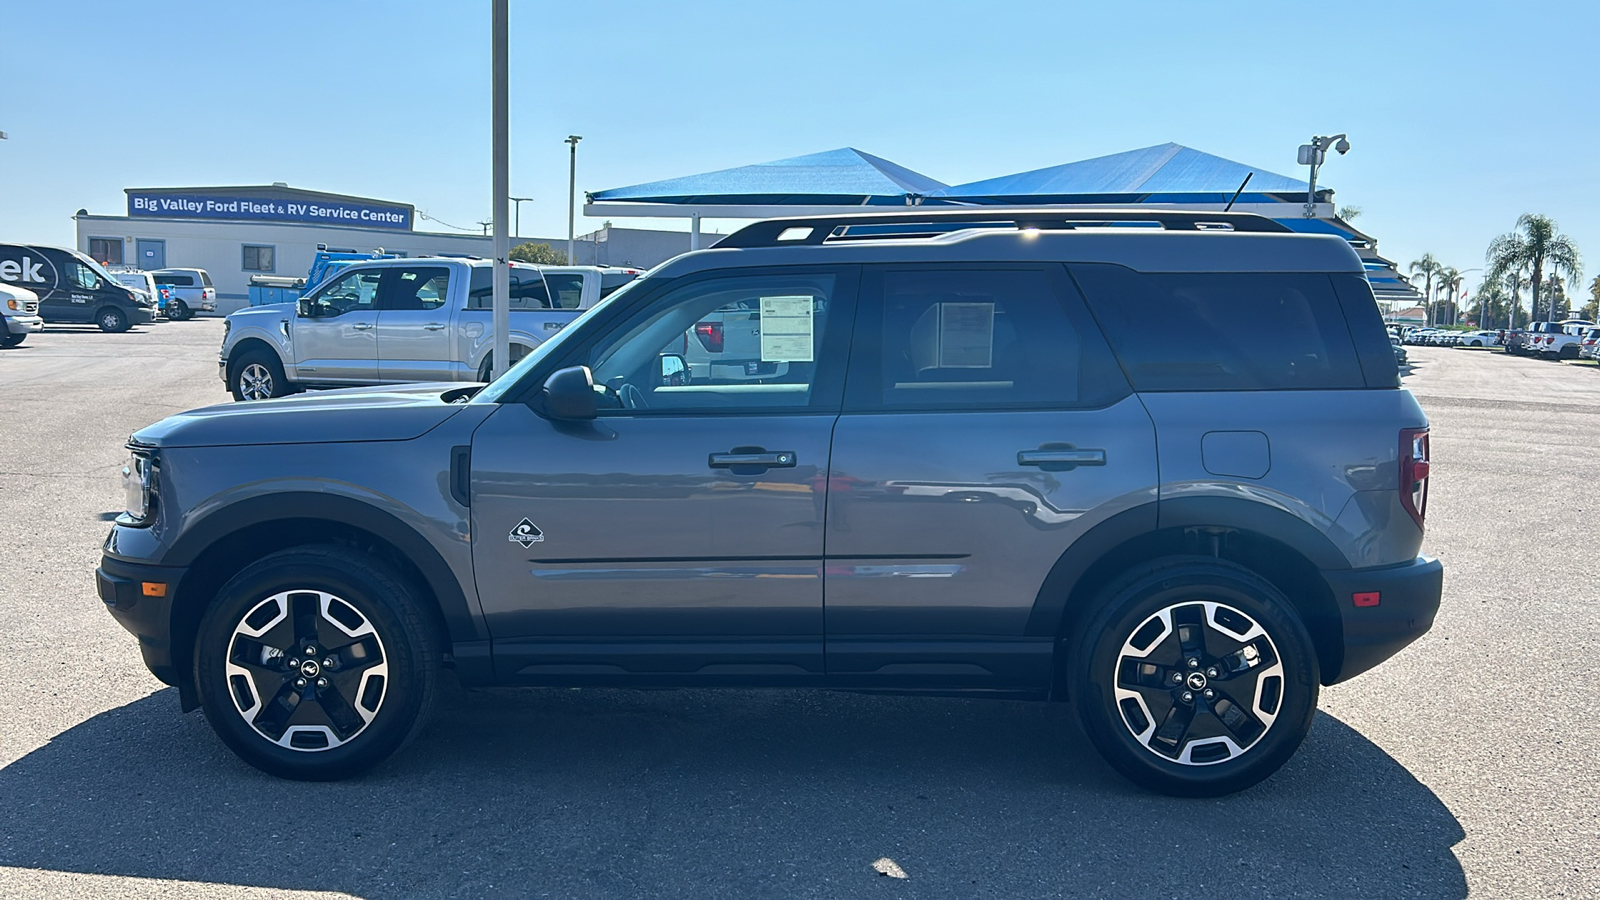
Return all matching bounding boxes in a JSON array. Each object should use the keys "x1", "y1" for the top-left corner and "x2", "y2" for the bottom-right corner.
[
  {"x1": 1485, "y1": 214, "x2": 1582, "y2": 323},
  {"x1": 1541, "y1": 273, "x2": 1571, "y2": 320},
  {"x1": 1470, "y1": 278, "x2": 1510, "y2": 328},
  {"x1": 509, "y1": 241, "x2": 569, "y2": 265},
  {"x1": 1409, "y1": 254, "x2": 1442, "y2": 325},
  {"x1": 1337, "y1": 205, "x2": 1362, "y2": 221},
  {"x1": 1583, "y1": 275, "x2": 1600, "y2": 321}
]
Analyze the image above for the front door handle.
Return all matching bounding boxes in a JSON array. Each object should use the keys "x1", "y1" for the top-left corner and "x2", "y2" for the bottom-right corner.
[
  {"x1": 1018, "y1": 447, "x2": 1106, "y2": 470},
  {"x1": 709, "y1": 449, "x2": 796, "y2": 469},
  {"x1": 352, "y1": 322, "x2": 374, "y2": 331},
  {"x1": 424, "y1": 323, "x2": 447, "y2": 331}
]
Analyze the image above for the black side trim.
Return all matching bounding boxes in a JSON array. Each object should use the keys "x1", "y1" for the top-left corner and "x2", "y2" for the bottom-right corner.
[
  {"x1": 449, "y1": 445, "x2": 471, "y2": 507},
  {"x1": 163, "y1": 492, "x2": 483, "y2": 643}
]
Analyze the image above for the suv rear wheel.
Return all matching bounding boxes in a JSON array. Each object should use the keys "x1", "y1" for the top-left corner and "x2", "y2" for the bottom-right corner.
[
  {"x1": 1071, "y1": 556, "x2": 1319, "y2": 797},
  {"x1": 194, "y1": 546, "x2": 439, "y2": 780}
]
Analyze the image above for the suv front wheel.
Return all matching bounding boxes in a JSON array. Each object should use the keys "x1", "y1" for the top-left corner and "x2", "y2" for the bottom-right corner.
[
  {"x1": 194, "y1": 546, "x2": 439, "y2": 780},
  {"x1": 1071, "y1": 557, "x2": 1319, "y2": 797}
]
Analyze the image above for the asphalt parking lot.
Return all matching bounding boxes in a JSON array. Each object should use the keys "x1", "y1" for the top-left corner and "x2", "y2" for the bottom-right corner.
[{"x1": 1, "y1": 322, "x2": 1596, "y2": 899}]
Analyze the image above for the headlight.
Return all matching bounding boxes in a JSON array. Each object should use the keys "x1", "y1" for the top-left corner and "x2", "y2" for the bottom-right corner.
[{"x1": 120, "y1": 450, "x2": 156, "y2": 525}]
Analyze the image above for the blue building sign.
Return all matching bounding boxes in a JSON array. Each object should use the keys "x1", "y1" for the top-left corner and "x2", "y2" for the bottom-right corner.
[{"x1": 128, "y1": 192, "x2": 412, "y2": 230}]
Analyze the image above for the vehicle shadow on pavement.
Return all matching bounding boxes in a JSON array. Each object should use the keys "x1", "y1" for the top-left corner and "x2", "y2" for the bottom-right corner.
[{"x1": 0, "y1": 684, "x2": 1465, "y2": 899}]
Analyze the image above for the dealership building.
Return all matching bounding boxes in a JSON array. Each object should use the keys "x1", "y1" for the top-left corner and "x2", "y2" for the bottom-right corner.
[{"x1": 74, "y1": 185, "x2": 700, "y2": 315}]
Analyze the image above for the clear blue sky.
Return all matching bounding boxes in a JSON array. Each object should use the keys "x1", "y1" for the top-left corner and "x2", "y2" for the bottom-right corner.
[{"x1": 3, "y1": 0, "x2": 1597, "y2": 296}]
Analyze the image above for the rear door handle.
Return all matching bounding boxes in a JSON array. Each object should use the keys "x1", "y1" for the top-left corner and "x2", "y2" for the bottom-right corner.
[
  {"x1": 424, "y1": 323, "x2": 447, "y2": 331},
  {"x1": 709, "y1": 450, "x2": 796, "y2": 468},
  {"x1": 1018, "y1": 448, "x2": 1106, "y2": 469}
]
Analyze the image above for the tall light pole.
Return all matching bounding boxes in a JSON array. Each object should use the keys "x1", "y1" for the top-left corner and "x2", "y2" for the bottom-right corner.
[
  {"x1": 1297, "y1": 134, "x2": 1350, "y2": 218},
  {"x1": 509, "y1": 197, "x2": 532, "y2": 239},
  {"x1": 565, "y1": 135, "x2": 582, "y2": 265},
  {"x1": 490, "y1": 0, "x2": 510, "y2": 380}
]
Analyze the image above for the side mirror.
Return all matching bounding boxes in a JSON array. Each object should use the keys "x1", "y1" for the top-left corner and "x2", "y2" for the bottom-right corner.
[
  {"x1": 658, "y1": 353, "x2": 687, "y2": 386},
  {"x1": 541, "y1": 365, "x2": 598, "y2": 420},
  {"x1": 298, "y1": 298, "x2": 315, "y2": 318}
]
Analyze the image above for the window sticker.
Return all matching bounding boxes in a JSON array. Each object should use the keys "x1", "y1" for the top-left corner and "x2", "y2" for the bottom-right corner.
[
  {"x1": 938, "y1": 302, "x2": 995, "y2": 368},
  {"x1": 759, "y1": 295, "x2": 815, "y2": 362}
]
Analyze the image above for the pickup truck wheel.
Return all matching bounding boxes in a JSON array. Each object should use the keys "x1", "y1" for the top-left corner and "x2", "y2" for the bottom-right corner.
[
  {"x1": 230, "y1": 352, "x2": 288, "y2": 401},
  {"x1": 1070, "y1": 556, "x2": 1319, "y2": 797},
  {"x1": 168, "y1": 300, "x2": 192, "y2": 321},
  {"x1": 96, "y1": 307, "x2": 130, "y2": 333},
  {"x1": 193, "y1": 546, "x2": 439, "y2": 781}
]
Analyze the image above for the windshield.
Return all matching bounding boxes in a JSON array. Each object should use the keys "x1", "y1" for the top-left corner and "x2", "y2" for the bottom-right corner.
[
  {"x1": 471, "y1": 274, "x2": 650, "y2": 404},
  {"x1": 80, "y1": 255, "x2": 122, "y2": 285}
]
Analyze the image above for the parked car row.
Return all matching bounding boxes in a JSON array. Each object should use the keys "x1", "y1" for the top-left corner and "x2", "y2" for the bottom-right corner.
[
  {"x1": 0, "y1": 242, "x2": 217, "y2": 347},
  {"x1": 1503, "y1": 320, "x2": 1597, "y2": 360},
  {"x1": 1393, "y1": 326, "x2": 1500, "y2": 348}
]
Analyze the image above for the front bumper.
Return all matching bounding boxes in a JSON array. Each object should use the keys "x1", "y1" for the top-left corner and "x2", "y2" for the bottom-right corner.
[
  {"x1": 3, "y1": 314, "x2": 44, "y2": 333},
  {"x1": 131, "y1": 306, "x2": 158, "y2": 324},
  {"x1": 1322, "y1": 556, "x2": 1443, "y2": 683},
  {"x1": 97, "y1": 555, "x2": 187, "y2": 688}
]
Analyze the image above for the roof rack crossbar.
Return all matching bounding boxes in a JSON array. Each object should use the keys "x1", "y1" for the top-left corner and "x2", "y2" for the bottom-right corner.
[{"x1": 718, "y1": 208, "x2": 1293, "y2": 248}]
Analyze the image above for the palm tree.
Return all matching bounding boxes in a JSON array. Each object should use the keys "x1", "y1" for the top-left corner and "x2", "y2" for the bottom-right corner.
[
  {"x1": 1485, "y1": 214, "x2": 1583, "y2": 322},
  {"x1": 1436, "y1": 266, "x2": 1462, "y2": 325},
  {"x1": 1541, "y1": 273, "x2": 1570, "y2": 320},
  {"x1": 1503, "y1": 268, "x2": 1527, "y2": 329},
  {"x1": 1337, "y1": 205, "x2": 1362, "y2": 221},
  {"x1": 1409, "y1": 254, "x2": 1442, "y2": 324}
]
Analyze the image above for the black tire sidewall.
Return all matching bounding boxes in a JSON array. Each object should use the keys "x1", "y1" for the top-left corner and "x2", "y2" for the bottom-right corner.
[
  {"x1": 98, "y1": 308, "x2": 128, "y2": 332},
  {"x1": 1072, "y1": 558, "x2": 1319, "y2": 797},
  {"x1": 194, "y1": 548, "x2": 436, "y2": 780}
]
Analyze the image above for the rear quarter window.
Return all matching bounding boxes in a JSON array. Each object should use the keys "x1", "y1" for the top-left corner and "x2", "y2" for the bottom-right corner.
[{"x1": 1069, "y1": 264, "x2": 1366, "y2": 391}]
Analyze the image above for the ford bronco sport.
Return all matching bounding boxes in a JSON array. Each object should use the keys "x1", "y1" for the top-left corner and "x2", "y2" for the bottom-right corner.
[{"x1": 97, "y1": 210, "x2": 1442, "y2": 796}]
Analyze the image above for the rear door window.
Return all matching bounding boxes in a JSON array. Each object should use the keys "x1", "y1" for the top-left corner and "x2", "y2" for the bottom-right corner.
[
  {"x1": 846, "y1": 265, "x2": 1129, "y2": 410},
  {"x1": 1070, "y1": 265, "x2": 1364, "y2": 391},
  {"x1": 545, "y1": 273, "x2": 585, "y2": 309}
]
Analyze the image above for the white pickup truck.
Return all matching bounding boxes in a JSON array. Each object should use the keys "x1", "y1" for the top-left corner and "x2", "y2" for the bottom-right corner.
[{"x1": 218, "y1": 257, "x2": 640, "y2": 400}]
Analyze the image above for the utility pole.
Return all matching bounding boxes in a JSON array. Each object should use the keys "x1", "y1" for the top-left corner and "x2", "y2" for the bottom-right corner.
[
  {"x1": 490, "y1": 0, "x2": 510, "y2": 380},
  {"x1": 566, "y1": 135, "x2": 582, "y2": 265},
  {"x1": 510, "y1": 197, "x2": 532, "y2": 239}
]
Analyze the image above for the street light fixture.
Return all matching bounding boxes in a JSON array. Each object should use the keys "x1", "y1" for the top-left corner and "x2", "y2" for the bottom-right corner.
[
  {"x1": 509, "y1": 197, "x2": 533, "y2": 239},
  {"x1": 1297, "y1": 134, "x2": 1350, "y2": 218},
  {"x1": 565, "y1": 135, "x2": 582, "y2": 264}
]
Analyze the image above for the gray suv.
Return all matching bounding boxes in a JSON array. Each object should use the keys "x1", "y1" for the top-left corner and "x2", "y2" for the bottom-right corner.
[{"x1": 97, "y1": 210, "x2": 1442, "y2": 796}]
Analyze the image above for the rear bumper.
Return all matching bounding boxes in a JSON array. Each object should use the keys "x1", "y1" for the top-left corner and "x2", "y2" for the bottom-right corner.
[
  {"x1": 96, "y1": 555, "x2": 187, "y2": 687},
  {"x1": 1322, "y1": 557, "x2": 1443, "y2": 684}
]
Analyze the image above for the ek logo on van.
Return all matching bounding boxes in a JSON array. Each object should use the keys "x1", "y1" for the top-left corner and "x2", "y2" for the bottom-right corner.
[
  {"x1": 0, "y1": 257, "x2": 46, "y2": 283},
  {"x1": 509, "y1": 518, "x2": 545, "y2": 548}
]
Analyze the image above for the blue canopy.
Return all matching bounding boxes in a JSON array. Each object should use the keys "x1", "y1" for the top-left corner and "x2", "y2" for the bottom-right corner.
[
  {"x1": 589, "y1": 148, "x2": 947, "y2": 206},
  {"x1": 931, "y1": 143, "x2": 1315, "y2": 204}
]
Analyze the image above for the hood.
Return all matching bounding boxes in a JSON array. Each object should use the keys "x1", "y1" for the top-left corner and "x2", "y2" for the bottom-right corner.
[
  {"x1": 228, "y1": 301, "x2": 298, "y2": 320},
  {"x1": 132, "y1": 383, "x2": 480, "y2": 449}
]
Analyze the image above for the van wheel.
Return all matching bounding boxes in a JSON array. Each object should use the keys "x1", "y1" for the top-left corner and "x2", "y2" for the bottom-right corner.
[
  {"x1": 0, "y1": 326, "x2": 22, "y2": 348},
  {"x1": 97, "y1": 307, "x2": 130, "y2": 333},
  {"x1": 230, "y1": 351, "x2": 289, "y2": 401},
  {"x1": 1070, "y1": 556, "x2": 1319, "y2": 797},
  {"x1": 193, "y1": 546, "x2": 439, "y2": 781}
]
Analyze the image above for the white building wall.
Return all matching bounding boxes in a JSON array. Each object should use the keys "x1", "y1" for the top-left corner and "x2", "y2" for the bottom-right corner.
[{"x1": 75, "y1": 215, "x2": 493, "y2": 315}]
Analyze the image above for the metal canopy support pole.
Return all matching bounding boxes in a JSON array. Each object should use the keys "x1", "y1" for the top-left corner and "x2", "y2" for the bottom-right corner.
[
  {"x1": 566, "y1": 135, "x2": 581, "y2": 265},
  {"x1": 690, "y1": 213, "x2": 701, "y2": 251},
  {"x1": 490, "y1": 0, "x2": 510, "y2": 381}
]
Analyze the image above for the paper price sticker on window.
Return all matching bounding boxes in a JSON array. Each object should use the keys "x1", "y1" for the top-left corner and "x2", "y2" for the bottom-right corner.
[{"x1": 759, "y1": 295, "x2": 815, "y2": 362}]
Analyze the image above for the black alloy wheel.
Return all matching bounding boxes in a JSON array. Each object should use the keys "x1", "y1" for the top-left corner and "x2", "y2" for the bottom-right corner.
[
  {"x1": 1072, "y1": 557, "x2": 1319, "y2": 797},
  {"x1": 194, "y1": 546, "x2": 438, "y2": 780}
]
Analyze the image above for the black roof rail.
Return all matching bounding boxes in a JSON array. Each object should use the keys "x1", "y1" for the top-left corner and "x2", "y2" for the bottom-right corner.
[{"x1": 717, "y1": 208, "x2": 1293, "y2": 249}]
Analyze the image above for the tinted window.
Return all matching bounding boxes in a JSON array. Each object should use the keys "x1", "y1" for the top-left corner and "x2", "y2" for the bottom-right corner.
[
  {"x1": 600, "y1": 271, "x2": 639, "y2": 297},
  {"x1": 200, "y1": 271, "x2": 213, "y2": 287},
  {"x1": 1071, "y1": 265, "x2": 1364, "y2": 391},
  {"x1": 468, "y1": 267, "x2": 552, "y2": 309},
  {"x1": 545, "y1": 273, "x2": 584, "y2": 309},
  {"x1": 848, "y1": 267, "x2": 1127, "y2": 410},
  {"x1": 242, "y1": 245, "x2": 275, "y2": 272},
  {"x1": 69, "y1": 262, "x2": 102, "y2": 290},
  {"x1": 581, "y1": 271, "x2": 841, "y2": 412},
  {"x1": 380, "y1": 266, "x2": 450, "y2": 311},
  {"x1": 157, "y1": 274, "x2": 194, "y2": 286}
]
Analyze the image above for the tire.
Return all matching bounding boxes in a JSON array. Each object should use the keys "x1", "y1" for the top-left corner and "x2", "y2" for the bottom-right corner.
[
  {"x1": 229, "y1": 350, "x2": 289, "y2": 401},
  {"x1": 0, "y1": 326, "x2": 22, "y2": 348},
  {"x1": 193, "y1": 546, "x2": 439, "y2": 781},
  {"x1": 477, "y1": 344, "x2": 533, "y2": 382},
  {"x1": 96, "y1": 307, "x2": 130, "y2": 333},
  {"x1": 169, "y1": 300, "x2": 192, "y2": 321},
  {"x1": 1070, "y1": 556, "x2": 1319, "y2": 797}
]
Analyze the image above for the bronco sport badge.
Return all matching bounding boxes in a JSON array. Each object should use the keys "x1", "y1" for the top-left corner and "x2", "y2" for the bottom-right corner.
[{"x1": 509, "y1": 518, "x2": 544, "y2": 548}]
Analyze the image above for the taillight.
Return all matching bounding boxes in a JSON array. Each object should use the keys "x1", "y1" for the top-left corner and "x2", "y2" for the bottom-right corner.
[
  {"x1": 1400, "y1": 427, "x2": 1430, "y2": 529},
  {"x1": 694, "y1": 321, "x2": 723, "y2": 353}
]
